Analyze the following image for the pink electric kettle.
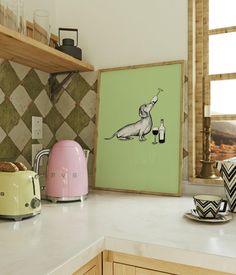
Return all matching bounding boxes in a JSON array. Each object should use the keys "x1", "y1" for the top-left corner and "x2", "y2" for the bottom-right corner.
[{"x1": 34, "y1": 140, "x2": 89, "y2": 202}]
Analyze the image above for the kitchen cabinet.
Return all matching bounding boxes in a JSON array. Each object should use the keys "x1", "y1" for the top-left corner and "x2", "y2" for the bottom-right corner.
[
  {"x1": 114, "y1": 263, "x2": 168, "y2": 275},
  {"x1": 0, "y1": 24, "x2": 94, "y2": 73},
  {"x1": 103, "y1": 251, "x2": 233, "y2": 275},
  {"x1": 136, "y1": 267, "x2": 169, "y2": 275},
  {"x1": 72, "y1": 254, "x2": 102, "y2": 275},
  {"x1": 114, "y1": 263, "x2": 136, "y2": 275}
]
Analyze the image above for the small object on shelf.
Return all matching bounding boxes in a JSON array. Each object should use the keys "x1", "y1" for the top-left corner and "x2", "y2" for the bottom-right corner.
[
  {"x1": 17, "y1": 0, "x2": 24, "y2": 34},
  {"x1": 0, "y1": 0, "x2": 6, "y2": 26},
  {"x1": 26, "y1": 20, "x2": 33, "y2": 38},
  {"x1": 33, "y1": 9, "x2": 50, "y2": 45},
  {"x1": 49, "y1": 33, "x2": 58, "y2": 48},
  {"x1": 6, "y1": 0, "x2": 17, "y2": 31},
  {"x1": 26, "y1": 20, "x2": 58, "y2": 48},
  {"x1": 55, "y1": 27, "x2": 82, "y2": 60},
  {"x1": 5, "y1": 0, "x2": 24, "y2": 33}
]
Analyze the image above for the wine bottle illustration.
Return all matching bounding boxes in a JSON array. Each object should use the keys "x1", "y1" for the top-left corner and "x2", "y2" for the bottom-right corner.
[{"x1": 158, "y1": 119, "x2": 165, "y2": 143}]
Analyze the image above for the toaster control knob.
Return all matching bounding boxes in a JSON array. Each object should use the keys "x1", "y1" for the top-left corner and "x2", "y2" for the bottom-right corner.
[{"x1": 31, "y1": 198, "x2": 41, "y2": 209}]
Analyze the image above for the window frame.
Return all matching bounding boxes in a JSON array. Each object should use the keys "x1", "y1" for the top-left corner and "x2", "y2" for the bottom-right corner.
[{"x1": 188, "y1": 0, "x2": 236, "y2": 183}]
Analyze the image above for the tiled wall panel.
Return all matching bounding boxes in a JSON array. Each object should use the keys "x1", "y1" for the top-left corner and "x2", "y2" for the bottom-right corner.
[{"x1": 0, "y1": 59, "x2": 97, "y2": 180}]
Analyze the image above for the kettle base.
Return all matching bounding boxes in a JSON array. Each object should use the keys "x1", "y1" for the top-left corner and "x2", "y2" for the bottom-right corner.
[{"x1": 47, "y1": 195, "x2": 87, "y2": 203}]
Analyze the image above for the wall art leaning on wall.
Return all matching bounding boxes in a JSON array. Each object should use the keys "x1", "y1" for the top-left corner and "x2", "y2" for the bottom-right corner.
[{"x1": 94, "y1": 60, "x2": 184, "y2": 196}]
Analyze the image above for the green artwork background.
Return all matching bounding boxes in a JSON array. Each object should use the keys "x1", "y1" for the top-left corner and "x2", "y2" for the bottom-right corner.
[{"x1": 95, "y1": 62, "x2": 183, "y2": 195}]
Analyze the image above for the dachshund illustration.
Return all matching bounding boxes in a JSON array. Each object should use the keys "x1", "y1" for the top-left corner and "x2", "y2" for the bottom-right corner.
[{"x1": 105, "y1": 91, "x2": 162, "y2": 141}]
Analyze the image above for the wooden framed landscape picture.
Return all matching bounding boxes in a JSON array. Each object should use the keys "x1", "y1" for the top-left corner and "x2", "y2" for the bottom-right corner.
[{"x1": 94, "y1": 60, "x2": 184, "y2": 196}]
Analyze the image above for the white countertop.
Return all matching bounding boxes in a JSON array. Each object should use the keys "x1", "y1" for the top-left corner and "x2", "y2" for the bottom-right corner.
[{"x1": 0, "y1": 191, "x2": 236, "y2": 275}]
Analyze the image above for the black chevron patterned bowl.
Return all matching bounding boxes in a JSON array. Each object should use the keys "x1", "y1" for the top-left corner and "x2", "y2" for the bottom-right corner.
[{"x1": 193, "y1": 195, "x2": 227, "y2": 219}]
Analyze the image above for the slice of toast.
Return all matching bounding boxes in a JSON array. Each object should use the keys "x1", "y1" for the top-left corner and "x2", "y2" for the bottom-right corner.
[
  {"x1": 0, "y1": 162, "x2": 19, "y2": 172},
  {"x1": 13, "y1": 162, "x2": 27, "y2": 171}
]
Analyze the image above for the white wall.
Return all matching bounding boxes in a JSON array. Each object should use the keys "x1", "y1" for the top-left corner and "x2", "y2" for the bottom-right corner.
[
  {"x1": 53, "y1": 0, "x2": 188, "y2": 69},
  {"x1": 22, "y1": 0, "x2": 188, "y2": 69}
]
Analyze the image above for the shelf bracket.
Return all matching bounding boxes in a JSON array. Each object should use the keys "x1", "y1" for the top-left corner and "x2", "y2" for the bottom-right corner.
[{"x1": 48, "y1": 71, "x2": 77, "y2": 100}]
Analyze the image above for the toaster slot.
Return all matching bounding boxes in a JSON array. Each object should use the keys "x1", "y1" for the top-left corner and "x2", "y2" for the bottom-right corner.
[{"x1": 31, "y1": 177, "x2": 36, "y2": 195}]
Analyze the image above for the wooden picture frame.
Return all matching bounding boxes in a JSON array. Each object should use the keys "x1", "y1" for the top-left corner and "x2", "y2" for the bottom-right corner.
[{"x1": 93, "y1": 60, "x2": 184, "y2": 196}]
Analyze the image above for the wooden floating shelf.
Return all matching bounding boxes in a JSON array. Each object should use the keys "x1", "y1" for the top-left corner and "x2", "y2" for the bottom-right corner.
[{"x1": 0, "y1": 25, "x2": 94, "y2": 73}]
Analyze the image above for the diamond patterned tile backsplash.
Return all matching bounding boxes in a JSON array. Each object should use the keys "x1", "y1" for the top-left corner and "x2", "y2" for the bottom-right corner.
[
  {"x1": 0, "y1": 60, "x2": 97, "y2": 181},
  {"x1": 0, "y1": 61, "x2": 20, "y2": 96}
]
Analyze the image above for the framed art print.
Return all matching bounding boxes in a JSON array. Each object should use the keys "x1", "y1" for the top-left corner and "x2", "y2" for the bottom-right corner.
[{"x1": 94, "y1": 60, "x2": 184, "y2": 196}]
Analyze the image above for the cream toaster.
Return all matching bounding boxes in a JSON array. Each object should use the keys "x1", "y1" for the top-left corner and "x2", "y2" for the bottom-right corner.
[{"x1": 0, "y1": 170, "x2": 41, "y2": 221}]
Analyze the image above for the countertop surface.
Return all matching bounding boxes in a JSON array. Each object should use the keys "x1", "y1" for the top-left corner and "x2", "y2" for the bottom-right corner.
[{"x1": 0, "y1": 191, "x2": 236, "y2": 275}]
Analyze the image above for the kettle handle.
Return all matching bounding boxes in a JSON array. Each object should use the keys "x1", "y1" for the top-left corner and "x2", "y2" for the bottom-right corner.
[
  {"x1": 58, "y1": 28, "x2": 78, "y2": 46},
  {"x1": 33, "y1": 149, "x2": 50, "y2": 175},
  {"x1": 83, "y1": 149, "x2": 90, "y2": 164}
]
